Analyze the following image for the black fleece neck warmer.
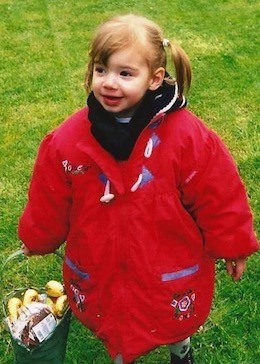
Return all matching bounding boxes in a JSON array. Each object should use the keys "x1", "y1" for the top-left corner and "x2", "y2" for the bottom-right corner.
[{"x1": 87, "y1": 81, "x2": 186, "y2": 160}]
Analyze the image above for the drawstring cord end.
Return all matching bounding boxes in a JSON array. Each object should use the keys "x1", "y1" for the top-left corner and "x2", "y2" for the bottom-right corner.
[{"x1": 100, "y1": 179, "x2": 115, "y2": 203}]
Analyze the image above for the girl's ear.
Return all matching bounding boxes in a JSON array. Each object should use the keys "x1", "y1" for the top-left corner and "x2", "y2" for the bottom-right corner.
[{"x1": 149, "y1": 67, "x2": 165, "y2": 91}]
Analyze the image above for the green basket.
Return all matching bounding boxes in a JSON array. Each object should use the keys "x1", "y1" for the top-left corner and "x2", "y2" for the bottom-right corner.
[{"x1": 2, "y1": 250, "x2": 71, "y2": 364}]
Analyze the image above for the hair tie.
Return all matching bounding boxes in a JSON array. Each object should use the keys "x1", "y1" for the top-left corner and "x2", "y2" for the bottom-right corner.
[{"x1": 162, "y1": 38, "x2": 170, "y2": 47}]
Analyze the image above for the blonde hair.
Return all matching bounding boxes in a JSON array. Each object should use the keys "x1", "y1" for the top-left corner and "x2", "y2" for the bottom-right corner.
[{"x1": 84, "y1": 14, "x2": 192, "y2": 96}]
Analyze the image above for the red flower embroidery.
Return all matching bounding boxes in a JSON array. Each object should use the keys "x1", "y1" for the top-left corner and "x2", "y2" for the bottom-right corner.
[{"x1": 171, "y1": 289, "x2": 195, "y2": 320}]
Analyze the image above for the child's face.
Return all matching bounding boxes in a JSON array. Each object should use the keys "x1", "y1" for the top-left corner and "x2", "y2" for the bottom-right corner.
[{"x1": 92, "y1": 47, "x2": 163, "y2": 118}]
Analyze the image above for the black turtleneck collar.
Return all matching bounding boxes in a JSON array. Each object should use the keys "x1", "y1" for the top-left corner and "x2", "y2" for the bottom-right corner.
[{"x1": 87, "y1": 81, "x2": 186, "y2": 160}]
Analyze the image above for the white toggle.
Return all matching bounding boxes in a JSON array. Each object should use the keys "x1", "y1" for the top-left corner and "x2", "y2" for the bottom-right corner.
[
  {"x1": 131, "y1": 174, "x2": 143, "y2": 192},
  {"x1": 144, "y1": 138, "x2": 153, "y2": 158},
  {"x1": 100, "y1": 193, "x2": 115, "y2": 203},
  {"x1": 100, "y1": 180, "x2": 115, "y2": 203}
]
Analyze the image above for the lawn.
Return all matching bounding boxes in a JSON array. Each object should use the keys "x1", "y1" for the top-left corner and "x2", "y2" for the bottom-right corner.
[{"x1": 0, "y1": 0, "x2": 259, "y2": 363}]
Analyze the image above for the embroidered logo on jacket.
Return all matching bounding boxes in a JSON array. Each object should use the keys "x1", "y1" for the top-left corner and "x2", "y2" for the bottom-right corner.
[
  {"x1": 62, "y1": 159, "x2": 91, "y2": 174},
  {"x1": 171, "y1": 289, "x2": 195, "y2": 320},
  {"x1": 70, "y1": 281, "x2": 86, "y2": 312}
]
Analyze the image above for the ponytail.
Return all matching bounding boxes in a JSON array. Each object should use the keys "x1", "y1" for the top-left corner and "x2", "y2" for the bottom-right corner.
[{"x1": 164, "y1": 41, "x2": 192, "y2": 96}]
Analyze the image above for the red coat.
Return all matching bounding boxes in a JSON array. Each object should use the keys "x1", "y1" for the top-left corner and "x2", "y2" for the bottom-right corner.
[{"x1": 18, "y1": 107, "x2": 258, "y2": 363}]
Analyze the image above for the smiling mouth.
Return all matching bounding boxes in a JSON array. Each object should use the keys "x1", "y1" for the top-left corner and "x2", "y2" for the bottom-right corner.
[{"x1": 102, "y1": 95, "x2": 123, "y2": 106}]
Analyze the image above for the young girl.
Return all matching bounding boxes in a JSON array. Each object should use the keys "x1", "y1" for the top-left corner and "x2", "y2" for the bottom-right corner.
[{"x1": 19, "y1": 14, "x2": 258, "y2": 364}]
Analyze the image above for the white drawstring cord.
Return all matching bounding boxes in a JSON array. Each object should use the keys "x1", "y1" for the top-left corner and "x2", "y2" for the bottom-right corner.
[
  {"x1": 100, "y1": 179, "x2": 115, "y2": 203},
  {"x1": 132, "y1": 136, "x2": 154, "y2": 193},
  {"x1": 179, "y1": 95, "x2": 186, "y2": 108},
  {"x1": 131, "y1": 173, "x2": 143, "y2": 192},
  {"x1": 144, "y1": 138, "x2": 153, "y2": 158}
]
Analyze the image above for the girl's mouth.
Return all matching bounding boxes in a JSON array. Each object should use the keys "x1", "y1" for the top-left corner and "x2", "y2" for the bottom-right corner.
[{"x1": 102, "y1": 95, "x2": 123, "y2": 107}]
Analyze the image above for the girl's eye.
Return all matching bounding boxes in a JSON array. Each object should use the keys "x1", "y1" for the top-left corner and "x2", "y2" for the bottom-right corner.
[
  {"x1": 120, "y1": 70, "x2": 132, "y2": 77},
  {"x1": 95, "y1": 66, "x2": 106, "y2": 74}
]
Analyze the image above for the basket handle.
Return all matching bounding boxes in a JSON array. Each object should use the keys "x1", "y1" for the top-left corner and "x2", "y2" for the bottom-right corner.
[{"x1": 1, "y1": 249, "x2": 64, "y2": 279}]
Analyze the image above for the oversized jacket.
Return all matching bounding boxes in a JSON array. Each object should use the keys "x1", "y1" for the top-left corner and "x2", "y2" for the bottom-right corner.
[{"x1": 18, "y1": 106, "x2": 258, "y2": 363}]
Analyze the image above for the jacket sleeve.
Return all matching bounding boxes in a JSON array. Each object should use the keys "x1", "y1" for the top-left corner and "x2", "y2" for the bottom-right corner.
[
  {"x1": 179, "y1": 126, "x2": 259, "y2": 260},
  {"x1": 18, "y1": 133, "x2": 72, "y2": 254}
]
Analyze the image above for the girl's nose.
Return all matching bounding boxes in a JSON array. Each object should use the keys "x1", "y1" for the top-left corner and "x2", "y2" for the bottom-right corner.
[{"x1": 103, "y1": 73, "x2": 118, "y2": 89}]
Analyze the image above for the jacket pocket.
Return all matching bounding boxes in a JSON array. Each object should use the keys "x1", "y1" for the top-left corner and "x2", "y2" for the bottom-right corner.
[
  {"x1": 151, "y1": 263, "x2": 202, "y2": 339},
  {"x1": 63, "y1": 254, "x2": 102, "y2": 332}
]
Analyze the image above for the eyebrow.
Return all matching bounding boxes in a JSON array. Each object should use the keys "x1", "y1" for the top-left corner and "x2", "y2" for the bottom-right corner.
[{"x1": 119, "y1": 65, "x2": 138, "y2": 71}]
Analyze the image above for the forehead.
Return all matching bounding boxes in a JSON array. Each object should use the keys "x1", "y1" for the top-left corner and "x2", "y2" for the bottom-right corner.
[
  {"x1": 102, "y1": 47, "x2": 148, "y2": 68},
  {"x1": 95, "y1": 43, "x2": 150, "y2": 70}
]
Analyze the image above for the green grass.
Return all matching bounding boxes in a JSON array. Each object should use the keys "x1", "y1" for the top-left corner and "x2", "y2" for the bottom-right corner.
[{"x1": 0, "y1": 0, "x2": 259, "y2": 363}]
